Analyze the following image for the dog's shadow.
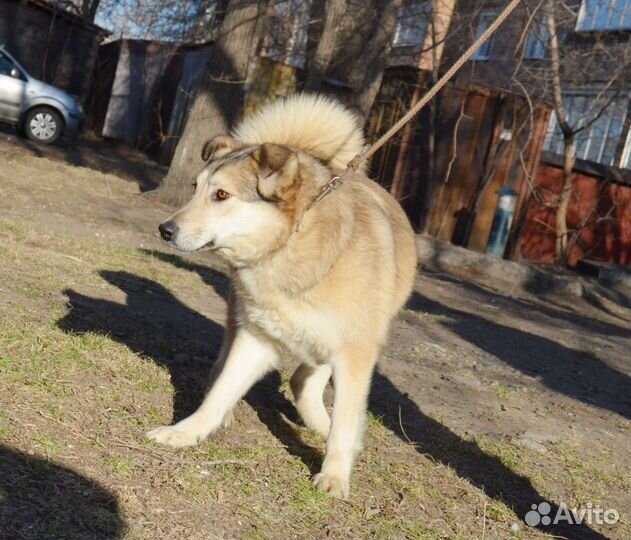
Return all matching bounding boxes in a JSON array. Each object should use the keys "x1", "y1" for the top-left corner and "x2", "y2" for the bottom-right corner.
[
  {"x1": 57, "y1": 268, "x2": 322, "y2": 474},
  {"x1": 57, "y1": 260, "x2": 607, "y2": 540}
]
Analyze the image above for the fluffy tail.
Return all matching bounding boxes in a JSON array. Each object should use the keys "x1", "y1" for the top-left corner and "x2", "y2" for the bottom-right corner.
[{"x1": 232, "y1": 94, "x2": 365, "y2": 172}]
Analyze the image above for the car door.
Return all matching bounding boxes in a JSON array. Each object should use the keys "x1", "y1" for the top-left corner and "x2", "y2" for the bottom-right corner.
[{"x1": 0, "y1": 52, "x2": 27, "y2": 122}]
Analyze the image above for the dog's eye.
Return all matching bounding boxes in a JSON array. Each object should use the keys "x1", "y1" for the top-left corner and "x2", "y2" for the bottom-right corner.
[
  {"x1": 192, "y1": 180, "x2": 198, "y2": 189},
  {"x1": 214, "y1": 189, "x2": 231, "y2": 201}
]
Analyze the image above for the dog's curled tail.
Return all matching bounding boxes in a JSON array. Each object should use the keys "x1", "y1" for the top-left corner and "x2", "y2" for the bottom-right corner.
[{"x1": 232, "y1": 93, "x2": 365, "y2": 172}]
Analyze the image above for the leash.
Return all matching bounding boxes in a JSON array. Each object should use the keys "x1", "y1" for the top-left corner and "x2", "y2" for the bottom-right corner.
[{"x1": 312, "y1": 0, "x2": 523, "y2": 205}]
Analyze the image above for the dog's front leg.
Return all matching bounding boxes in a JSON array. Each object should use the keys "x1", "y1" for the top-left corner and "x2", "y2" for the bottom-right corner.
[
  {"x1": 313, "y1": 346, "x2": 377, "y2": 499},
  {"x1": 147, "y1": 328, "x2": 279, "y2": 448}
]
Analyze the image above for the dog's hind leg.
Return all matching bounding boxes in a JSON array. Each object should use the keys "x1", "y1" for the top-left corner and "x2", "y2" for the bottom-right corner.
[
  {"x1": 313, "y1": 346, "x2": 378, "y2": 499},
  {"x1": 147, "y1": 329, "x2": 279, "y2": 448},
  {"x1": 290, "y1": 363, "x2": 332, "y2": 437}
]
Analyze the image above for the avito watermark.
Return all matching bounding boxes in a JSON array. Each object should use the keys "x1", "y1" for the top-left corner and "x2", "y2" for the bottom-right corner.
[{"x1": 525, "y1": 501, "x2": 619, "y2": 527}]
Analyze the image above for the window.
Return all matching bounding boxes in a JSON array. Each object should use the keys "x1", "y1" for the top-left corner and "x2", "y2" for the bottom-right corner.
[
  {"x1": 524, "y1": 16, "x2": 549, "y2": 59},
  {"x1": 472, "y1": 11, "x2": 497, "y2": 60},
  {"x1": 393, "y1": 2, "x2": 432, "y2": 47},
  {"x1": 544, "y1": 92, "x2": 630, "y2": 169},
  {"x1": 620, "y1": 128, "x2": 631, "y2": 169},
  {"x1": 576, "y1": 0, "x2": 631, "y2": 32},
  {"x1": 0, "y1": 52, "x2": 17, "y2": 77}
]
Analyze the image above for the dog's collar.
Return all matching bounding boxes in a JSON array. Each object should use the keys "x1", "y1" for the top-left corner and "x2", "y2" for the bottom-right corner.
[
  {"x1": 310, "y1": 175, "x2": 344, "y2": 209},
  {"x1": 293, "y1": 142, "x2": 369, "y2": 231},
  {"x1": 307, "y1": 143, "x2": 368, "y2": 211},
  {"x1": 294, "y1": 174, "x2": 345, "y2": 233}
]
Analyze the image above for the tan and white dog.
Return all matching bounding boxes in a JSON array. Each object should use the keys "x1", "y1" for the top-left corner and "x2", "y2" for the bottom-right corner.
[{"x1": 148, "y1": 94, "x2": 417, "y2": 499}]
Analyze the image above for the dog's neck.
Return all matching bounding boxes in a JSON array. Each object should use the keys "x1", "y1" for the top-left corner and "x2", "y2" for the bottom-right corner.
[{"x1": 235, "y1": 192, "x2": 353, "y2": 298}]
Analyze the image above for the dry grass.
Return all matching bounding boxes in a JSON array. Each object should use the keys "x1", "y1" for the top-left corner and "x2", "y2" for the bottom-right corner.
[{"x1": 0, "y1": 152, "x2": 629, "y2": 540}]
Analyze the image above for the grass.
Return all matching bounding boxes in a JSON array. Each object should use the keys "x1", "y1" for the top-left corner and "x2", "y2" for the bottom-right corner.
[
  {"x1": 495, "y1": 384, "x2": 513, "y2": 400},
  {"x1": 0, "y1": 219, "x2": 621, "y2": 538},
  {"x1": 0, "y1": 152, "x2": 629, "y2": 540},
  {"x1": 32, "y1": 433, "x2": 60, "y2": 455},
  {"x1": 103, "y1": 456, "x2": 137, "y2": 476},
  {"x1": 550, "y1": 442, "x2": 631, "y2": 503}
]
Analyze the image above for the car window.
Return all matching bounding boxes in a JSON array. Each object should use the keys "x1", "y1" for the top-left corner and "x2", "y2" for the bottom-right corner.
[{"x1": 0, "y1": 52, "x2": 23, "y2": 79}]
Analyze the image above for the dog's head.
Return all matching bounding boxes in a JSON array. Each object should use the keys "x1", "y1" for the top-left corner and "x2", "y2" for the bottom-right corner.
[{"x1": 158, "y1": 136, "x2": 324, "y2": 266}]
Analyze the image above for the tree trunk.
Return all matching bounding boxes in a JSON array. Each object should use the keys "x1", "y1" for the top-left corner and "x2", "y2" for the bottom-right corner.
[
  {"x1": 420, "y1": 12, "x2": 440, "y2": 232},
  {"x1": 82, "y1": 0, "x2": 100, "y2": 21},
  {"x1": 304, "y1": 0, "x2": 400, "y2": 119},
  {"x1": 556, "y1": 133, "x2": 576, "y2": 264},
  {"x1": 350, "y1": 0, "x2": 402, "y2": 122},
  {"x1": 545, "y1": 0, "x2": 574, "y2": 265},
  {"x1": 158, "y1": 0, "x2": 267, "y2": 205},
  {"x1": 390, "y1": 82, "x2": 422, "y2": 201},
  {"x1": 303, "y1": 0, "x2": 347, "y2": 92}
]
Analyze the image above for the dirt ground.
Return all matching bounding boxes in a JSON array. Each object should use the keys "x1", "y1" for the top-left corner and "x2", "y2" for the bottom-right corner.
[
  {"x1": 0, "y1": 134, "x2": 629, "y2": 540},
  {"x1": 0, "y1": 124, "x2": 166, "y2": 191}
]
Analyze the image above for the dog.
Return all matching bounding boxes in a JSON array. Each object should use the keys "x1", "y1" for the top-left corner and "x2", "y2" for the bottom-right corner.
[{"x1": 148, "y1": 94, "x2": 417, "y2": 499}]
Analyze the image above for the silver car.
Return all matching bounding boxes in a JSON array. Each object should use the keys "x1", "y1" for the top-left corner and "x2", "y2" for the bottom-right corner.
[{"x1": 0, "y1": 45, "x2": 85, "y2": 143}]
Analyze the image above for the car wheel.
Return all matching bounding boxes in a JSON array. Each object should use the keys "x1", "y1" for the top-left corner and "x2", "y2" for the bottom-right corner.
[{"x1": 24, "y1": 107, "x2": 63, "y2": 144}]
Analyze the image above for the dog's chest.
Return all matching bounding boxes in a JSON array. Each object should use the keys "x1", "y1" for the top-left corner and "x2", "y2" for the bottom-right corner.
[
  {"x1": 235, "y1": 275, "x2": 333, "y2": 360},
  {"x1": 246, "y1": 303, "x2": 287, "y2": 340},
  {"x1": 244, "y1": 299, "x2": 316, "y2": 354}
]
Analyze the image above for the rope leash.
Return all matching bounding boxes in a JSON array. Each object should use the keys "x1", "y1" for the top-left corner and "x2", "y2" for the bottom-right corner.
[{"x1": 313, "y1": 0, "x2": 523, "y2": 205}]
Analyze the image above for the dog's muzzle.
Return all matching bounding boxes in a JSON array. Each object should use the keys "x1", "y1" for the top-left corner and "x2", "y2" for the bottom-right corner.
[{"x1": 158, "y1": 220, "x2": 178, "y2": 242}]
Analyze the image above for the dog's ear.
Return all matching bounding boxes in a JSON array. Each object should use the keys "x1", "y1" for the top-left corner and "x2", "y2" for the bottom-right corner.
[
  {"x1": 253, "y1": 143, "x2": 299, "y2": 201},
  {"x1": 201, "y1": 135, "x2": 243, "y2": 161}
]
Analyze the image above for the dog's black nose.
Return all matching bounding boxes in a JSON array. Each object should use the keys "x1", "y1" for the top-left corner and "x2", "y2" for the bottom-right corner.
[{"x1": 159, "y1": 220, "x2": 178, "y2": 241}]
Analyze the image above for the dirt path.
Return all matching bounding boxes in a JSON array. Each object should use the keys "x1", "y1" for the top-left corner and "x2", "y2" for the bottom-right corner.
[
  {"x1": 0, "y1": 146, "x2": 629, "y2": 540},
  {"x1": 0, "y1": 124, "x2": 166, "y2": 191}
]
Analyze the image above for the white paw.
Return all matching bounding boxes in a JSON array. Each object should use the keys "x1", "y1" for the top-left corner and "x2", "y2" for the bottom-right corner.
[
  {"x1": 296, "y1": 405, "x2": 330, "y2": 437},
  {"x1": 313, "y1": 472, "x2": 349, "y2": 499},
  {"x1": 310, "y1": 419, "x2": 331, "y2": 438},
  {"x1": 146, "y1": 425, "x2": 203, "y2": 448},
  {"x1": 221, "y1": 410, "x2": 234, "y2": 429}
]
